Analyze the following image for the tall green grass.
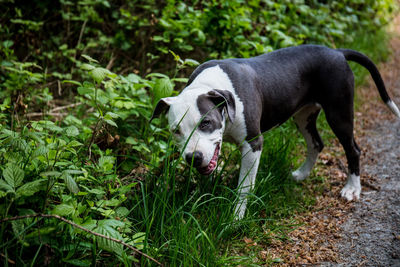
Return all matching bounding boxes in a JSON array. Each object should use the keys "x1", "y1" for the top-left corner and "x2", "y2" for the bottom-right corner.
[{"x1": 126, "y1": 122, "x2": 312, "y2": 266}]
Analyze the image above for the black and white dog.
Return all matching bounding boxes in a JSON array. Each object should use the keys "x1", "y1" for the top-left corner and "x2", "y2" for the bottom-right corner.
[{"x1": 151, "y1": 45, "x2": 400, "y2": 219}]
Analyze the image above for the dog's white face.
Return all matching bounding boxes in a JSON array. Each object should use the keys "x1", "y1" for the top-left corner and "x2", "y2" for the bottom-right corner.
[
  {"x1": 166, "y1": 90, "x2": 225, "y2": 175},
  {"x1": 153, "y1": 88, "x2": 235, "y2": 175}
]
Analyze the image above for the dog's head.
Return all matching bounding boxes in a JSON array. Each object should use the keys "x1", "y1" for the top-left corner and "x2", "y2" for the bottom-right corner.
[{"x1": 151, "y1": 89, "x2": 235, "y2": 175}]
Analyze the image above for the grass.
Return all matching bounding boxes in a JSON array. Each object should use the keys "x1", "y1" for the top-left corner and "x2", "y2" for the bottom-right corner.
[{"x1": 125, "y1": 120, "x2": 314, "y2": 266}]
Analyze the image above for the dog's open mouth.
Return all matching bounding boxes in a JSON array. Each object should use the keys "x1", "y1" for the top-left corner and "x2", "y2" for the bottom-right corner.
[{"x1": 198, "y1": 143, "x2": 220, "y2": 175}]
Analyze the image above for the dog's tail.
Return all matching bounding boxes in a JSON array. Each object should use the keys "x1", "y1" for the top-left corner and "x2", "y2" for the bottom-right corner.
[{"x1": 338, "y1": 48, "x2": 400, "y2": 118}]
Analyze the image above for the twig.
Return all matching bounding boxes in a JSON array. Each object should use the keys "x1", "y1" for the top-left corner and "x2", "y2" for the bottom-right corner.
[
  {"x1": 70, "y1": 19, "x2": 88, "y2": 74},
  {"x1": 57, "y1": 80, "x2": 62, "y2": 96},
  {"x1": 357, "y1": 259, "x2": 368, "y2": 267},
  {"x1": 73, "y1": 19, "x2": 88, "y2": 61},
  {"x1": 338, "y1": 159, "x2": 347, "y2": 173},
  {"x1": 0, "y1": 253, "x2": 15, "y2": 264},
  {"x1": 361, "y1": 180, "x2": 380, "y2": 191},
  {"x1": 51, "y1": 102, "x2": 83, "y2": 112},
  {"x1": 26, "y1": 112, "x2": 68, "y2": 118},
  {"x1": 26, "y1": 103, "x2": 83, "y2": 118},
  {"x1": 0, "y1": 214, "x2": 162, "y2": 266},
  {"x1": 106, "y1": 52, "x2": 117, "y2": 70},
  {"x1": 87, "y1": 119, "x2": 102, "y2": 160}
]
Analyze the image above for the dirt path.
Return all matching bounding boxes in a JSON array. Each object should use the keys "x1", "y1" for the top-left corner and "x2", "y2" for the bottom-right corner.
[
  {"x1": 327, "y1": 14, "x2": 400, "y2": 267},
  {"x1": 334, "y1": 119, "x2": 400, "y2": 266}
]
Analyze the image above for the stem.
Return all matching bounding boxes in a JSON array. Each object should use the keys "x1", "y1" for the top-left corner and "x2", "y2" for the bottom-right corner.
[
  {"x1": 87, "y1": 119, "x2": 102, "y2": 161},
  {"x1": 0, "y1": 199, "x2": 14, "y2": 242},
  {"x1": 94, "y1": 82, "x2": 103, "y2": 117}
]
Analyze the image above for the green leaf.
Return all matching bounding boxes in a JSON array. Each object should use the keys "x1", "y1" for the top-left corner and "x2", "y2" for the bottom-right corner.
[
  {"x1": 62, "y1": 259, "x2": 91, "y2": 267},
  {"x1": 80, "y1": 218, "x2": 97, "y2": 231},
  {"x1": 52, "y1": 204, "x2": 75, "y2": 216},
  {"x1": 169, "y1": 50, "x2": 183, "y2": 64},
  {"x1": 64, "y1": 174, "x2": 79, "y2": 194},
  {"x1": 171, "y1": 77, "x2": 188, "y2": 83},
  {"x1": 125, "y1": 73, "x2": 141, "y2": 83},
  {"x1": 15, "y1": 179, "x2": 46, "y2": 198},
  {"x1": 95, "y1": 225, "x2": 124, "y2": 255},
  {"x1": 105, "y1": 112, "x2": 119, "y2": 119},
  {"x1": 145, "y1": 72, "x2": 169, "y2": 79},
  {"x1": 158, "y1": 18, "x2": 172, "y2": 28},
  {"x1": 25, "y1": 226, "x2": 56, "y2": 239},
  {"x1": 95, "y1": 220, "x2": 126, "y2": 254},
  {"x1": 26, "y1": 131, "x2": 45, "y2": 144},
  {"x1": 40, "y1": 171, "x2": 62, "y2": 177},
  {"x1": 11, "y1": 220, "x2": 28, "y2": 245},
  {"x1": 104, "y1": 119, "x2": 118, "y2": 128},
  {"x1": 80, "y1": 63, "x2": 96, "y2": 71},
  {"x1": 90, "y1": 67, "x2": 109, "y2": 83},
  {"x1": 68, "y1": 140, "x2": 83, "y2": 147},
  {"x1": 32, "y1": 145, "x2": 49, "y2": 158},
  {"x1": 94, "y1": 207, "x2": 115, "y2": 217},
  {"x1": 42, "y1": 121, "x2": 63, "y2": 132},
  {"x1": 126, "y1": 136, "x2": 137, "y2": 145},
  {"x1": 183, "y1": 58, "x2": 200, "y2": 67},
  {"x1": 30, "y1": 121, "x2": 43, "y2": 131},
  {"x1": 98, "y1": 219, "x2": 125, "y2": 228},
  {"x1": 115, "y1": 207, "x2": 130, "y2": 218},
  {"x1": 64, "y1": 169, "x2": 84, "y2": 175},
  {"x1": 65, "y1": 125, "x2": 79, "y2": 137},
  {"x1": 131, "y1": 232, "x2": 146, "y2": 250},
  {"x1": 3, "y1": 164, "x2": 24, "y2": 188},
  {"x1": 153, "y1": 78, "x2": 173, "y2": 103},
  {"x1": 81, "y1": 54, "x2": 99, "y2": 63},
  {"x1": 0, "y1": 179, "x2": 14, "y2": 194},
  {"x1": 77, "y1": 86, "x2": 94, "y2": 95},
  {"x1": 3, "y1": 40, "x2": 14, "y2": 48},
  {"x1": 87, "y1": 188, "x2": 105, "y2": 195},
  {"x1": 62, "y1": 80, "x2": 82, "y2": 86}
]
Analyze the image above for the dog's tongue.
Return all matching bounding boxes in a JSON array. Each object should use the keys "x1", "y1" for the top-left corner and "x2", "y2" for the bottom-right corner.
[{"x1": 198, "y1": 144, "x2": 220, "y2": 175}]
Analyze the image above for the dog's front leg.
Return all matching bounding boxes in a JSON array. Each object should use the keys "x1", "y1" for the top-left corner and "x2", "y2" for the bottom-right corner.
[{"x1": 234, "y1": 140, "x2": 262, "y2": 219}]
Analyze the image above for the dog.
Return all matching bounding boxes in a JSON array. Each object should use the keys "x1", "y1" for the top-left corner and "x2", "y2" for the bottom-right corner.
[{"x1": 151, "y1": 45, "x2": 400, "y2": 219}]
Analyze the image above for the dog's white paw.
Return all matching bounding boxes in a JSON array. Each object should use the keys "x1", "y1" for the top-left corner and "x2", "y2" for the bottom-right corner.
[
  {"x1": 234, "y1": 200, "x2": 247, "y2": 220},
  {"x1": 340, "y1": 174, "x2": 361, "y2": 201},
  {"x1": 291, "y1": 169, "x2": 308, "y2": 181}
]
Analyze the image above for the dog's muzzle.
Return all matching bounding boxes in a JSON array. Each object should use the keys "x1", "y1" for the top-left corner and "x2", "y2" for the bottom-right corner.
[
  {"x1": 185, "y1": 143, "x2": 220, "y2": 175},
  {"x1": 185, "y1": 151, "x2": 204, "y2": 167}
]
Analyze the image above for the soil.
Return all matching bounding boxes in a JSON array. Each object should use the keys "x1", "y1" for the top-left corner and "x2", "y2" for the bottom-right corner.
[
  {"x1": 317, "y1": 14, "x2": 400, "y2": 267},
  {"x1": 261, "y1": 13, "x2": 400, "y2": 267},
  {"x1": 330, "y1": 14, "x2": 400, "y2": 267},
  {"x1": 332, "y1": 118, "x2": 400, "y2": 267}
]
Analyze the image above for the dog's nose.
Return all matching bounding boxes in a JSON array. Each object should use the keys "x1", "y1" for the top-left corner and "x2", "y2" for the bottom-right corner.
[{"x1": 185, "y1": 151, "x2": 203, "y2": 167}]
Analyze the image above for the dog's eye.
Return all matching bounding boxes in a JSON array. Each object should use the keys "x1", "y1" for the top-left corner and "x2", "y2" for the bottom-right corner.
[{"x1": 199, "y1": 119, "x2": 211, "y2": 129}]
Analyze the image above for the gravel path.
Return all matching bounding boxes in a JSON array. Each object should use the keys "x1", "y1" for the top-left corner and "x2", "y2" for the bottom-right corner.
[
  {"x1": 334, "y1": 119, "x2": 400, "y2": 266},
  {"x1": 329, "y1": 14, "x2": 400, "y2": 267}
]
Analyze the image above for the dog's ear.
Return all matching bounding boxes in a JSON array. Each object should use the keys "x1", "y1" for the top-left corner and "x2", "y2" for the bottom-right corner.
[
  {"x1": 207, "y1": 89, "x2": 236, "y2": 122},
  {"x1": 150, "y1": 97, "x2": 175, "y2": 122}
]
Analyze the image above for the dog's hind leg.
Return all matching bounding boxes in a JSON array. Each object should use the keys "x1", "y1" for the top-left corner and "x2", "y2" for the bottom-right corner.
[
  {"x1": 292, "y1": 104, "x2": 324, "y2": 181},
  {"x1": 323, "y1": 101, "x2": 361, "y2": 201}
]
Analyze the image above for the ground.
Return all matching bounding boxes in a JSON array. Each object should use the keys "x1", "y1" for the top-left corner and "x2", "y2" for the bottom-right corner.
[
  {"x1": 332, "y1": 15, "x2": 400, "y2": 266},
  {"x1": 263, "y1": 13, "x2": 400, "y2": 267}
]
